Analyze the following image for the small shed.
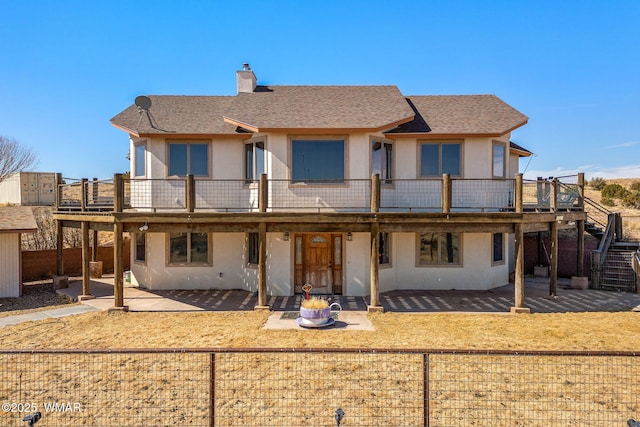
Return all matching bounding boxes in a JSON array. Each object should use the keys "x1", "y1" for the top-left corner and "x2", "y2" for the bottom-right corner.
[{"x1": 0, "y1": 206, "x2": 37, "y2": 297}]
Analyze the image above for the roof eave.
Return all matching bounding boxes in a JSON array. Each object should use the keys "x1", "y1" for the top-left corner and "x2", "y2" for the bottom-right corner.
[
  {"x1": 223, "y1": 117, "x2": 260, "y2": 133},
  {"x1": 110, "y1": 122, "x2": 140, "y2": 137}
]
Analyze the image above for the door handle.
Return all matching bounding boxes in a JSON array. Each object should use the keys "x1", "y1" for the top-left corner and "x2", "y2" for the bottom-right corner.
[{"x1": 328, "y1": 262, "x2": 333, "y2": 268}]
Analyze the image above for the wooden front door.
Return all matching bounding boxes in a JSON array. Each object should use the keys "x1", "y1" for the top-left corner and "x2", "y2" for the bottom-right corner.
[{"x1": 294, "y1": 233, "x2": 343, "y2": 294}]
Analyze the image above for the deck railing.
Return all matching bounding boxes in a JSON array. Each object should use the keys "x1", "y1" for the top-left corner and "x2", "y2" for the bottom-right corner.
[{"x1": 55, "y1": 173, "x2": 585, "y2": 214}]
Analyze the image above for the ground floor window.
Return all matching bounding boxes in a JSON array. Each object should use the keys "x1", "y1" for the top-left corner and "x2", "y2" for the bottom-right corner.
[
  {"x1": 168, "y1": 232, "x2": 209, "y2": 265},
  {"x1": 379, "y1": 232, "x2": 390, "y2": 265},
  {"x1": 492, "y1": 232, "x2": 504, "y2": 264},
  {"x1": 417, "y1": 232, "x2": 460, "y2": 265},
  {"x1": 135, "y1": 232, "x2": 146, "y2": 263},
  {"x1": 247, "y1": 232, "x2": 259, "y2": 265}
]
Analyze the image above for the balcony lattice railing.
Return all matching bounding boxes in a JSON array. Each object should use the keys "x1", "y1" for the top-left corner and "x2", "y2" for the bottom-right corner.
[{"x1": 55, "y1": 174, "x2": 586, "y2": 214}]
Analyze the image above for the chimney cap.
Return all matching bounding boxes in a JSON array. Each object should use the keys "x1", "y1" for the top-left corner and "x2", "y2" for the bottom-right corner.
[{"x1": 242, "y1": 63, "x2": 251, "y2": 71}]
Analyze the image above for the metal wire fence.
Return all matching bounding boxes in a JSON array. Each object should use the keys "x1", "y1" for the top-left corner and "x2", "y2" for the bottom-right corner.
[
  {"x1": 1, "y1": 348, "x2": 639, "y2": 426},
  {"x1": 451, "y1": 179, "x2": 514, "y2": 211},
  {"x1": 380, "y1": 179, "x2": 442, "y2": 211},
  {"x1": 268, "y1": 179, "x2": 371, "y2": 211}
]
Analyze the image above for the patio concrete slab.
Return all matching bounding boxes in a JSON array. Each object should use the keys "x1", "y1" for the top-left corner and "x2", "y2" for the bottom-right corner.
[
  {"x1": 0, "y1": 305, "x2": 98, "y2": 327},
  {"x1": 263, "y1": 310, "x2": 374, "y2": 331}
]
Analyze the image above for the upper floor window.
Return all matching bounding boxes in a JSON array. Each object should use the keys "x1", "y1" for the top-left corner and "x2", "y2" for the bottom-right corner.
[
  {"x1": 420, "y1": 142, "x2": 461, "y2": 177},
  {"x1": 245, "y1": 140, "x2": 265, "y2": 182},
  {"x1": 168, "y1": 142, "x2": 209, "y2": 177},
  {"x1": 418, "y1": 232, "x2": 461, "y2": 265},
  {"x1": 134, "y1": 142, "x2": 146, "y2": 177},
  {"x1": 493, "y1": 142, "x2": 506, "y2": 178},
  {"x1": 291, "y1": 139, "x2": 344, "y2": 182},
  {"x1": 372, "y1": 140, "x2": 393, "y2": 183}
]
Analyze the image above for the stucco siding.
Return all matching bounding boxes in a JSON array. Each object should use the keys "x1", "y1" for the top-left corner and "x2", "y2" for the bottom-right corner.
[
  {"x1": 376, "y1": 232, "x2": 509, "y2": 291},
  {"x1": 130, "y1": 232, "x2": 256, "y2": 291},
  {"x1": 0, "y1": 233, "x2": 21, "y2": 298}
]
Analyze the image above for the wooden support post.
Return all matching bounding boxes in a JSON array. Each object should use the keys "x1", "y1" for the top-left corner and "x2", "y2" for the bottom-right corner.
[
  {"x1": 368, "y1": 222, "x2": 383, "y2": 312},
  {"x1": 81, "y1": 178, "x2": 88, "y2": 212},
  {"x1": 79, "y1": 221, "x2": 94, "y2": 300},
  {"x1": 550, "y1": 178, "x2": 558, "y2": 212},
  {"x1": 515, "y1": 173, "x2": 523, "y2": 213},
  {"x1": 550, "y1": 220, "x2": 558, "y2": 296},
  {"x1": 442, "y1": 174, "x2": 451, "y2": 213},
  {"x1": 258, "y1": 174, "x2": 268, "y2": 213},
  {"x1": 114, "y1": 173, "x2": 124, "y2": 213},
  {"x1": 186, "y1": 174, "x2": 195, "y2": 212},
  {"x1": 577, "y1": 173, "x2": 585, "y2": 209},
  {"x1": 91, "y1": 229, "x2": 98, "y2": 262},
  {"x1": 255, "y1": 222, "x2": 269, "y2": 310},
  {"x1": 370, "y1": 174, "x2": 380, "y2": 213},
  {"x1": 510, "y1": 223, "x2": 530, "y2": 313},
  {"x1": 577, "y1": 220, "x2": 585, "y2": 277},
  {"x1": 56, "y1": 219, "x2": 64, "y2": 276},
  {"x1": 111, "y1": 221, "x2": 127, "y2": 311}
]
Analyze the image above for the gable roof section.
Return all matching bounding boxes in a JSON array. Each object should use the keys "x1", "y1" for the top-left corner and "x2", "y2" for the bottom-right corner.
[
  {"x1": 0, "y1": 206, "x2": 37, "y2": 233},
  {"x1": 110, "y1": 96, "x2": 238, "y2": 137},
  {"x1": 509, "y1": 140, "x2": 533, "y2": 157},
  {"x1": 223, "y1": 85, "x2": 415, "y2": 132},
  {"x1": 387, "y1": 95, "x2": 528, "y2": 136}
]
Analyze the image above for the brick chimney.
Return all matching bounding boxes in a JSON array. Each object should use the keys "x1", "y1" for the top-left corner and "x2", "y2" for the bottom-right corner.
[{"x1": 236, "y1": 63, "x2": 257, "y2": 94}]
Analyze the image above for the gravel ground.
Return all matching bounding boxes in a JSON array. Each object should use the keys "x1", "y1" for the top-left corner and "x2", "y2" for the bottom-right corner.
[{"x1": 0, "y1": 280, "x2": 76, "y2": 318}]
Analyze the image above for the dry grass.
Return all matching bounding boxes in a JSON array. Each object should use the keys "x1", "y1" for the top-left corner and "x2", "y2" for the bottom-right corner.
[{"x1": 1, "y1": 309, "x2": 640, "y2": 351}]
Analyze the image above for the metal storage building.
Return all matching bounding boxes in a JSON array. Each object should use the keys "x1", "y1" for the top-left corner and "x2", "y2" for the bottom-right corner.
[{"x1": 0, "y1": 172, "x2": 56, "y2": 206}]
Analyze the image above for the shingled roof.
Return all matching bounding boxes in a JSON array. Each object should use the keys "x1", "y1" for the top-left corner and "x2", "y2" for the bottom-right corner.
[
  {"x1": 110, "y1": 85, "x2": 528, "y2": 138},
  {"x1": 387, "y1": 95, "x2": 528, "y2": 136},
  {"x1": 0, "y1": 206, "x2": 37, "y2": 233},
  {"x1": 110, "y1": 96, "x2": 238, "y2": 137},
  {"x1": 223, "y1": 85, "x2": 414, "y2": 132}
]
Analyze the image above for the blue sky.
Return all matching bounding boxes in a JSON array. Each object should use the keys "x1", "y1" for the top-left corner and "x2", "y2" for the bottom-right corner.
[{"x1": 1, "y1": 0, "x2": 639, "y2": 180}]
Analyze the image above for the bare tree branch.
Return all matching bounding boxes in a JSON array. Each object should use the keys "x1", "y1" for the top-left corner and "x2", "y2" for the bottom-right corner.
[{"x1": 0, "y1": 135, "x2": 38, "y2": 183}]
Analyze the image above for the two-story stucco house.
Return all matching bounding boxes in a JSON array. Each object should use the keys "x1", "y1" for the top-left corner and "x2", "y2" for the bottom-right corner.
[{"x1": 56, "y1": 65, "x2": 587, "y2": 312}]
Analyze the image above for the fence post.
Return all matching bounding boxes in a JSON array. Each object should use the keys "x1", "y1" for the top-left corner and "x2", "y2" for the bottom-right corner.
[
  {"x1": 442, "y1": 174, "x2": 451, "y2": 213},
  {"x1": 423, "y1": 353, "x2": 429, "y2": 427},
  {"x1": 259, "y1": 174, "x2": 268, "y2": 213},
  {"x1": 186, "y1": 174, "x2": 195, "y2": 213},
  {"x1": 371, "y1": 174, "x2": 380, "y2": 213},
  {"x1": 550, "y1": 178, "x2": 558, "y2": 212},
  {"x1": 515, "y1": 173, "x2": 523, "y2": 213},
  {"x1": 114, "y1": 173, "x2": 124, "y2": 213},
  {"x1": 577, "y1": 172, "x2": 585, "y2": 209},
  {"x1": 81, "y1": 178, "x2": 88, "y2": 212},
  {"x1": 210, "y1": 353, "x2": 216, "y2": 427},
  {"x1": 55, "y1": 173, "x2": 62, "y2": 211}
]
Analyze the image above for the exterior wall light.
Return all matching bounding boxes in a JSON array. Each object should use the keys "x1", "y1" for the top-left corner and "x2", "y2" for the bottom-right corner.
[
  {"x1": 346, "y1": 232, "x2": 353, "y2": 241},
  {"x1": 284, "y1": 232, "x2": 290, "y2": 241}
]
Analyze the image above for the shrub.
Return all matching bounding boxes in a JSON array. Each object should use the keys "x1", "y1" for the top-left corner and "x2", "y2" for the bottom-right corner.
[
  {"x1": 630, "y1": 180, "x2": 640, "y2": 192},
  {"x1": 622, "y1": 192, "x2": 640, "y2": 209},
  {"x1": 601, "y1": 183, "x2": 629, "y2": 199},
  {"x1": 600, "y1": 197, "x2": 616, "y2": 207},
  {"x1": 590, "y1": 177, "x2": 607, "y2": 191}
]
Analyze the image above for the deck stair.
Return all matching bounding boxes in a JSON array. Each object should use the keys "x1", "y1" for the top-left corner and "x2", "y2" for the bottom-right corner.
[{"x1": 588, "y1": 197, "x2": 640, "y2": 292}]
